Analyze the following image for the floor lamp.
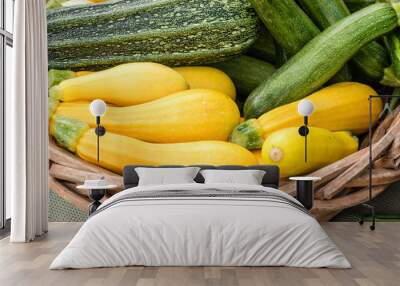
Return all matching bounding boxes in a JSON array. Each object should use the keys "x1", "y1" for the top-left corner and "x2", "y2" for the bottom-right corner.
[
  {"x1": 297, "y1": 99, "x2": 315, "y2": 162},
  {"x1": 89, "y1": 99, "x2": 107, "y2": 162},
  {"x1": 359, "y1": 94, "x2": 400, "y2": 231},
  {"x1": 289, "y1": 100, "x2": 321, "y2": 211},
  {"x1": 87, "y1": 99, "x2": 107, "y2": 214}
]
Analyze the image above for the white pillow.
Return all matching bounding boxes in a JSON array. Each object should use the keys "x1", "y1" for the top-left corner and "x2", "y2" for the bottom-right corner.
[
  {"x1": 200, "y1": 169, "x2": 266, "y2": 185},
  {"x1": 135, "y1": 167, "x2": 200, "y2": 186}
]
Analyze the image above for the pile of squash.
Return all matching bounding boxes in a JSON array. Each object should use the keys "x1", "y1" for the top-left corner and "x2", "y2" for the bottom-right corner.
[
  {"x1": 47, "y1": 0, "x2": 400, "y2": 178},
  {"x1": 49, "y1": 63, "x2": 258, "y2": 174},
  {"x1": 48, "y1": 62, "x2": 381, "y2": 177}
]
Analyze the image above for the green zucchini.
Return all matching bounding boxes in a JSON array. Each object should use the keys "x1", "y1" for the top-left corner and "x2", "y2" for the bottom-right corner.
[
  {"x1": 247, "y1": 27, "x2": 276, "y2": 64},
  {"x1": 250, "y1": 0, "x2": 351, "y2": 81},
  {"x1": 249, "y1": 0, "x2": 319, "y2": 57},
  {"x1": 274, "y1": 44, "x2": 290, "y2": 67},
  {"x1": 388, "y1": 29, "x2": 400, "y2": 79},
  {"x1": 47, "y1": 0, "x2": 258, "y2": 70},
  {"x1": 352, "y1": 41, "x2": 389, "y2": 81},
  {"x1": 299, "y1": 0, "x2": 389, "y2": 82},
  {"x1": 212, "y1": 55, "x2": 276, "y2": 98},
  {"x1": 344, "y1": 0, "x2": 375, "y2": 12},
  {"x1": 244, "y1": 3, "x2": 400, "y2": 119}
]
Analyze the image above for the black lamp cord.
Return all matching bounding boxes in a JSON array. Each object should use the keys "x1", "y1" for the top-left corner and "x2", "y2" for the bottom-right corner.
[
  {"x1": 96, "y1": 116, "x2": 100, "y2": 162},
  {"x1": 298, "y1": 116, "x2": 309, "y2": 162},
  {"x1": 304, "y1": 116, "x2": 308, "y2": 163},
  {"x1": 95, "y1": 116, "x2": 106, "y2": 163}
]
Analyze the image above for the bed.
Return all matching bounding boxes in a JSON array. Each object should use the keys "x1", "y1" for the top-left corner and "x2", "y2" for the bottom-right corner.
[{"x1": 50, "y1": 165, "x2": 351, "y2": 269}]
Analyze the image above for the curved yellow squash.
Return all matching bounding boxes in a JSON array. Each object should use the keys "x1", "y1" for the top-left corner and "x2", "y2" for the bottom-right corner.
[
  {"x1": 173, "y1": 66, "x2": 236, "y2": 99},
  {"x1": 261, "y1": 127, "x2": 358, "y2": 177},
  {"x1": 50, "y1": 62, "x2": 188, "y2": 106},
  {"x1": 252, "y1": 149, "x2": 265, "y2": 164},
  {"x1": 54, "y1": 89, "x2": 240, "y2": 143},
  {"x1": 229, "y1": 82, "x2": 382, "y2": 150},
  {"x1": 259, "y1": 82, "x2": 381, "y2": 136},
  {"x1": 79, "y1": 132, "x2": 257, "y2": 174},
  {"x1": 50, "y1": 116, "x2": 257, "y2": 174}
]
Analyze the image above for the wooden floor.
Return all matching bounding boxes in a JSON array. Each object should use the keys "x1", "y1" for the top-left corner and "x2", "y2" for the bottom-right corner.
[{"x1": 0, "y1": 222, "x2": 399, "y2": 286}]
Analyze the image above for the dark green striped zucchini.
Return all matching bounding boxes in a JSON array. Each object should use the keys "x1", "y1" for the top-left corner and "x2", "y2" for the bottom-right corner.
[
  {"x1": 299, "y1": 0, "x2": 389, "y2": 82},
  {"x1": 247, "y1": 27, "x2": 276, "y2": 64},
  {"x1": 47, "y1": 0, "x2": 258, "y2": 70},
  {"x1": 344, "y1": 0, "x2": 375, "y2": 12},
  {"x1": 244, "y1": 3, "x2": 400, "y2": 119},
  {"x1": 212, "y1": 55, "x2": 276, "y2": 98},
  {"x1": 249, "y1": 0, "x2": 319, "y2": 57}
]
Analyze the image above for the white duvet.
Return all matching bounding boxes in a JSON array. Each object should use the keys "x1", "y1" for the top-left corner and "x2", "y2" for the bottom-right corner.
[{"x1": 50, "y1": 183, "x2": 351, "y2": 269}]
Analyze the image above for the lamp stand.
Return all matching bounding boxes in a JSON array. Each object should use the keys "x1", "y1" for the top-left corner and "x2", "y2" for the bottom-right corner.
[
  {"x1": 94, "y1": 116, "x2": 106, "y2": 162},
  {"x1": 358, "y1": 94, "x2": 400, "y2": 231},
  {"x1": 298, "y1": 116, "x2": 309, "y2": 162}
]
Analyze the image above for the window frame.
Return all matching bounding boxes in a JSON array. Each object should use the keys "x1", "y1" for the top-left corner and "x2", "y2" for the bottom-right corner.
[{"x1": 0, "y1": 0, "x2": 14, "y2": 232}]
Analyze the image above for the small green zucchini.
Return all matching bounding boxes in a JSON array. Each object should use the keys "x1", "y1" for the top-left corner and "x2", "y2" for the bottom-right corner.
[
  {"x1": 248, "y1": 0, "x2": 319, "y2": 57},
  {"x1": 244, "y1": 3, "x2": 400, "y2": 119},
  {"x1": 388, "y1": 29, "x2": 400, "y2": 79},
  {"x1": 212, "y1": 55, "x2": 276, "y2": 98},
  {"x1": 250, "y1": 0, "x2": 351, "y2": 80},
  {"x1": 299, "y1": 0, "x2": 389, "y2": 82}
]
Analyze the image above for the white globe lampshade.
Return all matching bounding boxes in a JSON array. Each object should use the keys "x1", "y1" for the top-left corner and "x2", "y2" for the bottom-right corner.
[
  {"x1": 297, "y1": 99, "x2": 314, "y2": 116},
  {"x1": 90, "y1": 99, "x2": 107, "y2": 117}
]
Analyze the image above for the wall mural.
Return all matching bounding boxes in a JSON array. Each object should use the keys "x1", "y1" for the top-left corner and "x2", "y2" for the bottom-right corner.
[{"x1": 47, "y1": 0, "x2": 400, "y2": 221}]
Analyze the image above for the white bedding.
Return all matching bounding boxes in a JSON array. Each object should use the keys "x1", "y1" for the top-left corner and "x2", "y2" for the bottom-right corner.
[{"x1": 50, "y1": 183, "x2": 351, "y2": 269}]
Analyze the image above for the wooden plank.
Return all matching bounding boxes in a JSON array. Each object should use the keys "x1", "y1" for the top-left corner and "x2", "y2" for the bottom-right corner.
[
  {"x1": 313, "y1": 185, "x2": 387, "y2": 213},
  {"x1": 49, "y1": 163, "x2": 123, "y2": 190},
  {"x1": 48, "y1": 175, "x2": 90, "y2": 213},
  {"x1": 346, "y1": 168, "x2": 400, "y2": 188},
  {"x1": 373, "y1": 156, "x2": 397, "y2": 169},
  {"x1": 317, "y1": 115, "x2": 400, "y2": 200}
]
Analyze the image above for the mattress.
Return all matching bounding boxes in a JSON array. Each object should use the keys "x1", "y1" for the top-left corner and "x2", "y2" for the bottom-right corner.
[{"x1": 50, "y1": 183, "x2": 351, "y2": 269}]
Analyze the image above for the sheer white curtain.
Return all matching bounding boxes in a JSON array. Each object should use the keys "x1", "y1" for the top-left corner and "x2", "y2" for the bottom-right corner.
[{"x1": 8, "y1": 0, "x2": 48, "y2": 242}]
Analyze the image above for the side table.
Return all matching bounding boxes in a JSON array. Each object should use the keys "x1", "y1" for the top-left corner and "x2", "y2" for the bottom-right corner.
[
  {"x1": 77, "y1": 184, "x2": 117, "y2": 215},
  {"x1": 289, "y1": 177, "x2": 321, "y2": 210}
]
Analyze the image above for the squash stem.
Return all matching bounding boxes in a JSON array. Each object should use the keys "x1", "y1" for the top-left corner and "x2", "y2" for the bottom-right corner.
[
  {"x1": 229, "y1": 119, "x2": 264, "y2": 149},
  {"x1": 48, "y1": 69, "x2": 75, "y2": 88},
  {"x1": 381, "y1": 66, "x2": 400, "y2": 87},
  {"x1": 48, "y1": 85, "x2": 62, "y2": 119},
  {"x1": 50, "y1": 115, "x2": 89, "y2": 153}
]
